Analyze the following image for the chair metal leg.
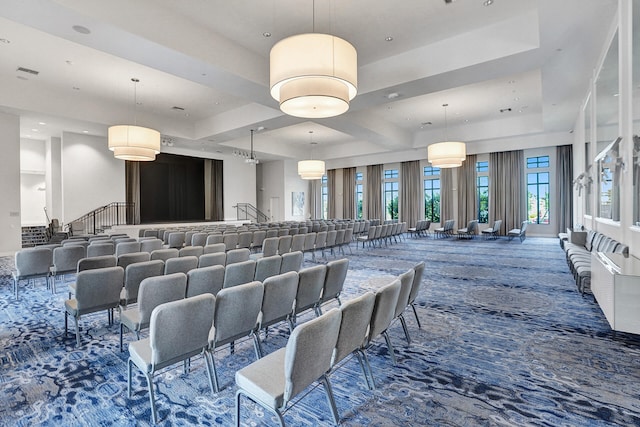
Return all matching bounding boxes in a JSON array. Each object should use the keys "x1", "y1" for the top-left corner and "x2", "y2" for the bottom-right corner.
[
  {"x1": 253, "y1": 332, "x2": 262, "y2": 359},
  {"x1": 235, "y1": 390, "x2": 243, "y2": 427},
  {"x1": 411, "y1": 303, "x2": 422, "y2": 329},
  {"x1": 211, "y1": 351, "x2": 220, "y2": 393},
  {"x1": 204, "y1": 351, "x2": 216, "y2": 395},
  {"x1": 127, "y1": 358, "x2": 133, "y2": 398},
  {"x1": 360, "y1": 350, "x2": 376, "y2": 390},
  {"x1": 320, "y1": 375, "x2": 340, "y2": 426},
  {"x1": 120, "y1": 323, "x2": 125, "y2": 352},
  {"x1": 14, "y1": 278, "x2": 18, "y2": 300},
  {"x1": 399, "y1": 314, "x2": 411, "y2": 345},
  {"x1": 145, "y1": 371, "x2": 158, "y2": 424},
  {"x1": 64, "y1": 310, "x2": 68, "y2": 336},
  {"x1": 355, "y1": 350, "x2": 374, "y2": 390},
  {"x1": 382, "y1": 331, "x2": 397, "y2": 366},
  {"x1": 74, "y1": 317, "x2": 80, "y2": 347}
]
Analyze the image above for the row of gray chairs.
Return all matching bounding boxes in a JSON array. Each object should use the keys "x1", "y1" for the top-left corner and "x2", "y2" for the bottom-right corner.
[
  {"x1": 262, "y1": 229, "x2": 355, "y2": 260},
  {"x1": 407, "y1": 220, "x2": 431, "y2": 238},
  {"x1": 434, "y1": 219, "x2": 456, "y2": 238},
  {"x1": 356, "y1": 223, "x2": 406, "y2": 249},
  {"x1": 235, "y1": 260, "x2": 425, "y2": 426}
]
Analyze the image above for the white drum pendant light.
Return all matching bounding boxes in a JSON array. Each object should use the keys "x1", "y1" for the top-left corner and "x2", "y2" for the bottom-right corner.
[{"x1": 427, "y1": 104, "x2": 466, "y2": 168}]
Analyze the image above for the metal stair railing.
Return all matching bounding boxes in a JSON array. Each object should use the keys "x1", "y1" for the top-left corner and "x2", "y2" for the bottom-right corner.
[
  {"x1": 67, "y1": 202, "x2": 134, "y2": 235},
  {"x1": 235, "y1": 203, "x2": 269, "y2": 223}
]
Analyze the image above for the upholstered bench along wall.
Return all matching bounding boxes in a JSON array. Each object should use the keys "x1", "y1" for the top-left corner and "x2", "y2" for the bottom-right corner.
[{"x1": 560, "y1": 229, "x2": 629, "y2": 294}]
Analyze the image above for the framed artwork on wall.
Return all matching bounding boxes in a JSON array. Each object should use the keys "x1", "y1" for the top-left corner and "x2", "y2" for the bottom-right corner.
[{"x1": 292, "y1": 191, "x2": 304, "y2": 216}]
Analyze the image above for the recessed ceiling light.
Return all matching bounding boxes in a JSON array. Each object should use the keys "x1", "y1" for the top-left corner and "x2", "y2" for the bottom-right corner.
[
  {"x1": 387, "y1": 92, "x2": 400, "y2": 99},
  {"x1": 508, "y1": 80, "x2": 516, "y2": 84},
  {"x1": 421, "y1": 122, "x2": 432, "y2": 126},
  {"x1": 464, "y1": 119, "x2": 469, "y2": 122},
  {"x1": 0, "y1": 38, "x2": 10, "y2": 44},
  {"x1": 72, "y1": 25, "x2": 91, "y2": 34},
  {"x1": 25, "y1": 134, "x2": 31, "y2": 138},
  {"x1": 385, "y1": 36, "x2": 393, "y2": 42},
  {"x1": 72, "y1": 86, "x2": 80, "y2": 90},
  {"x1": 82, "y1": 130, "x2": 89, "y2": 133},
  {"x1": 31, "y1": 128, "x2": 38, "y2": 132},
  {"x1": 613, "y1": 93, "x2": 620, "y2": 97},
  {"x1": 514, "y1": 97, "x2": 520, "y2": 101},
  {"x1": 39, "y1": 122, "x2": 46, "y2": 125},
  {"x1": 263, "y1": 32, "x2": 272, "y2": 38},
  {"x1": 483, "y1": 0, "x2": 493, "y2": 5}
]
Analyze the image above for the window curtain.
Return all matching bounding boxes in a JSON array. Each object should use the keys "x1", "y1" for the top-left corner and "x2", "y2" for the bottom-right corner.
[
  {"x1": 204, "y1": 159, "x2": 224, "y2": 221},
  {"x1": 440, "y1": 168, "x2": 454, "y2": 226},
  {"x1": 556, "y1": 145, "x2": 573, "y2": 232},
  {"x1": 456, "y1": 154, "x2": 477, "y2": 228},
  {"x1": 400, "y1": 160, "x2": 421, "y2": 228},
  {"x1": 125, "y1": 161, "x2": 140, "y2": 225},
  {"x1": 366, "y1": 164, "x2": 383, "y2": 221},
  {"x1": 327, "y1": 169, "x2": 337, "y2": 219},
  {"x1": 309, "y1": 179, "x2": 321, "y2": 220},
  {"x1": 489, "y1": 150, "x2": 524, "y2": 234},
  {"x1": 342, "y1": 167, "x2": 356, "y2": 220}
]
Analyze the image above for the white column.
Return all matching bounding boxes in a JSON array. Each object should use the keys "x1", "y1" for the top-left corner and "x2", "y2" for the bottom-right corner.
[{"x1": 0, "y1": 112, "x2": 22, "y2": 255}]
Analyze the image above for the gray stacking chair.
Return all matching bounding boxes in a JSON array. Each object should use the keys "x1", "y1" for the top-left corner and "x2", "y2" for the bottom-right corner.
[
  {"x1": 199, "y1": 252, "x2": 227, "y2": 268},
  {"x1": 128, "y1": 294, "x2": 216, "y2": 424},
  {"x1": 142, "y1": 229, "x2": 158, "y2": 238},
  {"x1": 262, "y1": 237, "x2": 279, "y2": 257},
  {"x1": 254, "y1": 255, "x2": 283, "y2": 283},
  {"x1": 393, "y1": 268, "x2": 416, "y2": 344},
  {"x1": 223, "y1": 260, "x2": 257, "y2": 288},
  {"x1": 481, "y1": 219, "x2": 502, "y2": 240},
  {"x1": 184, "y1": 230, "x2": 196, "y2": 247},
  {"x1": 303, "y1": 232, "x2": 317, "y2": 259},
  {"x1": 316, "y1": 258, "x2": 349, "y2": 315},
  {"x1": 203, "y1": 243, "x2": 226, "y2": 254},
  {"x1": 277, "y1": 235, "x2": 292, "y2": 255},
  {"x1": 314, "y1": 231, "x2": 328, "y2": 258},
  {"x1": 224, "y1": 233, "x2": 239, "y2": 251},
  {"x1": 357, "y1": 226, "x2": 376, "y2": 248},
  {"x1": 508, "y1": 220, "x2": 528, "y2": 242},
  {"x1": 12, "y1": 247, "x2": 53, "y2": 299},
  {"x1": 237, "y1": 232, "x2": 253, "y2": 250},
  {"x1": 150, "y1": 248, "x2": 179, "y2": 262},
  {"x1": 341, "y1": 228, "x2": 353, "y2": 254},
  {"x1": 226, "y1": 248, "x2": 251, "y2": 265},
  {"x1": 278, "y1": 228, "x2": 290, "y2": 237},
  {"x1": 191, "y1": 232, "x2": 208, "y2": 247},
  {"x1": 292, "y1": 265, "x2": 326, "y2": 327},
  {"x1": 291, "y1": 234, "x2": 306, "y2": 253},
  {"x1": 186, "y1": 265, "x2": 225, "y2": 298},
  {"x1": 457, "y1": 219, "x2": 478, "y2": 239},
  {"x1": 407, "y1": 261, "x2": 426, "y2": 328},
  {"x1": 334, "y1": 229, "x2": 345, "y2": 254},
  {"x1": 206, "y1": 234, "x2": 224, "y2": 245},
  {"x1": 256, "y1": 272, "x2": 299, "y2": 354},
  {"x1": 266, "y1": 229, "x2": 279, "y2": 239},
  {"x1": 250, "y1": 230, "x2": 267, "y2": 253},
  {"x1": 77, "y1": 255, "x2": 117, "y2": 272},
  {"x1": 115, "y1": 241, "x2": 141, "y2": 258},
  {"x1": 87, "y1": 242, "x2": 115, "y2": 257},
  {"x1": 119, "y1": 272, "x2": 187, "y2": 352},
  {"x1": 64, "y1": 266, "x2": 124, "y2": 346},
  {"x1": 179, "y1": 246, "x2": 203, "y2": 258},
  {"x1": 117, "y1": 252, "x2": 151, "y2": 271},
  {"x1": 280, "y1": 251, "x2": 303, "y2": 274},
  {"x1": 361, "y1": 279, "x2": 402, "y2": 380},
  {"x1": 164, "y1": 255, "x2": 198, "y2": 275},
  {"x1": 332, "y1": 291, "x2": 376, "y2": 390},
  {"x1": 167, "y1": 232, "x2": 185, "y2": 249},
  {"x1": 209, "y1": 281, "x2": 264, "y2": 392},
  {"x1": 120, "y1": 260, "x2": 165, "y2": 307},
  {"x1": 140, "y1": 238, "x2": 163, "y2": 253},
  {"x1": 51, "y1": 245, "x2": 86, "y2": 294},
  {"x1": 235, "y1": 309, "x2": 342, "y2": 427},
  {"x1": 325, "y1": 230, "x2": 337, "y2": 256}
]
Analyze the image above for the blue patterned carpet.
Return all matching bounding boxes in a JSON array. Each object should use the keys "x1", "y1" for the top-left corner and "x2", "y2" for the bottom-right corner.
[{"x1": 1, "y1": 236, "x2": 640, "y2": 426}]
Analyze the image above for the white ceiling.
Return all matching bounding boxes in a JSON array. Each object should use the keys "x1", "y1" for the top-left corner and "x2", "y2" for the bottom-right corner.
[{"x1": 0, "y1": 0, "x2": 618, "y2": 163}]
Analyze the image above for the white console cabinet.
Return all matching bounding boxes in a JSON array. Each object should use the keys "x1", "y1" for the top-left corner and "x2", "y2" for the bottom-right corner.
[{"x1": 591, "y1": 252, "x2": 640, "y2": 334}]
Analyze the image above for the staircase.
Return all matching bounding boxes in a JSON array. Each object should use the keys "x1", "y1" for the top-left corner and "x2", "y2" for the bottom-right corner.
[
  {"x1": 235, "y1": 203, "x2": 269, "y2": 223},
  {"x1": 68, "y1": 202, "x2": 134, "y2": 235}
]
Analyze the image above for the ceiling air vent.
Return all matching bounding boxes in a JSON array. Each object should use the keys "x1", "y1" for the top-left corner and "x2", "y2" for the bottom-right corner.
[{"x1": 17, "y1": 66, "x2": 39, "y2": 76}]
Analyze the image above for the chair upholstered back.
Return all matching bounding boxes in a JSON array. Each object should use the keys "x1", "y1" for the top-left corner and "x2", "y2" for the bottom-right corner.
[
  {"x1": 203, "y1": 243, "x2": 226, "y2": 254},
  {"x1": 191, "y1": 232, "x2": 208, "y2": 247},
  {"x1": 295, "y1": 265, "x2": 326, "y2": 314},
  {"x1": 117, "y1": 252, "x2": 151, "y2": 271},
  {"x1": 137, "y1": 273, "x2": 188, "y2": 329},
  {"x1": 206, "y1": 234, "x2": 224, "y2": 246},
  {"x1": 122, "y1": 260, "x2": 165, "y2": 305},
  {"x1": 115, "y1": 241, "x2": 141, "y2": 258},
  {"x1": 150, "y1": 248, "x2": 179, "y2": 262},
  {"x1": 223, "y1": 260, "x2": 257, "y2": 288},
  {"x1": 334, "y1": 292, "x2": 375, "y2": 365},
  {"x1": 291, "y1": 234, "x2": 306, "y2": 252},
  {"x1": 53, "y1": 245, "x2": 86, "y2": 274},
  {"x1": 87, "y1": 242, "x2": 115, "y2": 257},
  {"x1": 198, "y1": 252, "x2": 226, "y2": 268},
  {"x1": 280, "y1": 251, "x2": 303, "y2": 274},
  {"x1": 250, "y1": 230, "x2": 266, "y2": 250},
  {"x1": 303, "y1": 233, "x2": 317, "y2": 251},
  {"x1": 186, "y1": 265, "x2": 225, "y2": 298},
  {"x1": 237, "y1": 232, "x2": 253, "y2": 249},
  {"x1": 260, "y1": 272, "x2": 299, "y2": 329},
  {"x1": 262, "y1": 237, "x2": 279, "y2": 257},
  {"x1": 408, "y1": 261, "x2": 425, "y2": 305},
  {"x1": 321, "y1": 258, "x2": 349, "y2": 303},
  {"x1": 179, "y1": 246, "x2": 204, "y2": 258},
  {"x1": 254, "y1": 255, "x2": 282, "y2": 283},
  {"x1": 14, "y1": 247, "x2": 52, "y2": 279},
  {"x1": 168, "y1": 232, "x2": 186, "y2": 249},
  {"x1": 140, "y1": 239, "x2": 163, "y2": 253},
  {"x1": 212, "y1": 281, "x2": 263, "y2": 345},
  {"x1": 150, "y1": 294, "x2": 215, "y2": 368},
  {"x1": 74, "y1": 266, "x2": 124, "y2": 314},
  {"x1": 164, "y1": 256, "x2": 199, "y2": 275},
  {"x1": 394, "y1": 268, "x2": 415, "y2": 317},
  {"x1": 278, "y1": 235, "x2": 292, "y2": 255},
  {"x1": 284, "y1": 309, "x2": 341, "y2": 403},
  {"x1": 77, "y1": 255, "x2": 117, "y2": 272},
  {"x1": 226, "y1": 248, "x2": 250, "y2": 265},
  {"x1": 368, "y1": 279, "x2": 401, "y2": 342},
  {"x1": 223, "y1": 233, "x2": 239, "y2": 251}
]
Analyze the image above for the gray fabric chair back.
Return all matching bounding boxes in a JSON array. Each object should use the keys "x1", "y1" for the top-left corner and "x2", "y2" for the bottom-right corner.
[
  {"x1": 303, "y1": 233, "x2": 317, "y2": 251},
  {"x1": 223, "y1": 233, "x2": 239, "y2": 251},
  {"x1": 266, "y1": 229, "x2": 279, "y2": 238},
  {"x1": 295, "y1": 265, "x2": 326, "y2": 314},
  {"x1": 191, "y1": 232, "x2": 208, "y2": 247},
  {"x1": 212, "y1": 281, "x2": 263, "y2": 345},
  {"x1": 280, "y1": 251, "x2": 303, "y2": 274},
  {"x1": 368, "y1": 279, "x2": 401, "y2": 341},
  {"x1": 326, "y1": 230, "x2": 337, "y2": 247},
  {"x1": 115, "y1": 241, "x2": 141, "y2": 258},
  {"x1": 254, "y1": 255, "x2": 282, "y2": 283},
  {"x1": 15, "y1": 247, "x2": 52, "y2": 277},
  {"x1": 117, "y1": 252, "x2": 151, "y2": 271},
  {"x1": 53, "y1": 245, "x2": 86, "y2": 274},
  {"x1": 250, "y1": 230, "x2": 266, "y2": 250},
  {"x1": 75, "y1": 266, "x2": 124, "y2": 314},
  {"x1": 343, "y1": 228, "x2": 353, "y2": 244},
  {"x1": 186, "y1": 265, "x2": 225, "y2": 298},
  {"x1": 260, "y1": 271, "x2": 299, "y2": 329},
  {"x1": 179, "y1": 246, "x2": 203, "y2": 258},
  {"x1": 87, "y1": 242, "x2": 115, "y2": 257},
  {"x1": 262, "y1": 237, "x2": 279, "y2": 257},
  {"x1": 278, "y1": 228, "x2": 290, "y2": 237},
  {"x1": 284, "y1": 309, "x2": 341, "y2": 403},
  {"x1": 315, "y1": 231, "x2": 328, "y2": 249},
  {"x1": 334, "y1": 291, "x2": 375, "y2": 365},
  {"x1": 408, "y1": 261, "x2": 425, "y2": 305},
  {"x1": 278, "y1": 235, "x2": 292, "y2": 254},
  {"x1": 223, "y1": 260, "x2": 257, "y2": 288},
  {"x1": 142, "y1": 229, "x2": 158, "y2": 238},
  {"x1": 291, "y1": 234, "x2": 306, "y2": 252},
  {"x1": 206, "y1": 234, "x2": 224, "y2": 245},
  {"x1": 493, "y1": 220, "x2": 502, "y2": 235},
  {"x1": 321, "y1": 258, "x2": 349, "y2": 303},
  {"x1": 77, "y1": 255, "x2": 117, "y2": 272},
  {"x1": 150, "y1": 248, "x2": 179, "y2": 262},
  {"x1": 237, "y1": 232, "x2": 253, "y2": 249},
  {"x1": 150, "y1": 294, "x2": 215, "y2": 367},
  {"x1": 122, "y1": 260, "x2": 165, "y2": 305},
  {"x1": 167, "y1": 232, "x2": 185, "y2": 249},
  {"x1": 184, "y1": 231, "x2": 196, "y2": 247},
  {"x1": 199, "y1": 252, "x2": 226, "y2": 268},
  {"x1": 226, "y1": 248, "x2": 250, "y2": 265},
  {"x1": 394, "y1": 268, "x2": 415, "y2": 317},
  {"x1": 140, "y1": 239, "x2": 163, "y2": 253},
  {"x1": 203, "y1": 243, "x2": 226, "y2": 254},
  {"x1": 335, "y1": 229, "x2": 345, "y2": 246},
  {"x1": 164, "y1": 256, "x2": 199, "y2": 275},
  {"x1": 138, "y1": 273, "x2": 188, "y2": 328}
]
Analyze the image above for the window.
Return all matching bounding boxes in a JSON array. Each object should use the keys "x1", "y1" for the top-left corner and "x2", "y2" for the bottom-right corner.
[
  {"x1": 424, "y1": 166, "x2": 440, "y2": 222},
  {"x1": 321, "y1": 175, "x2": 328, "y2": 220},
  {"x1": 383, "y1": 169, "x2": 399, "y2": 220},
  {"x1": 526, "y1": 156, "x2": 550, "y2": 224},
  {"x1": 355, "y1": 172, "x2": 363, "y2": 219},
  {"x1": 476, "y1": 161, "x2": 489, "y2": 223}
]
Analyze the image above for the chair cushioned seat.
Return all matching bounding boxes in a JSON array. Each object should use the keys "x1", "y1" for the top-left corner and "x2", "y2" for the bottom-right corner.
[
  {"x1": 121, "y1": 308, "x2": 144, "y2": 332},
  {"x1": 128, "y1": 337, "x2": 152, "y2": 372},
  {"x1": 235, "y1": 348, "x2": 286, "y2": 409},
  {"x1": 64, "y1": 299, "x2": 79, "y2": 316}
]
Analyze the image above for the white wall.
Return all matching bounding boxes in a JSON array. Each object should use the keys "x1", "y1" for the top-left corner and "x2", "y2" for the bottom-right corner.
[
  {"x1": 61, "y1": 132, "x2": 125, "y2": 223},
  {"x1": 46, "y1": 137, "x2": 62, "y2": 221},
  {"x1": 283, "y1": 160, "x2": 310, "y2": 221},
  {"x1": 0, "y1": 112, "x2": 22, "y2": 255},
  {"x1": 257, "y1": 160, "x2": 284, "y2": 222},
  {"x1": 222, "y1": 156, "x2": 257, "y2": 221},
  {"x1": 20, "y1": 138, "x2": 47, "y2": 226}
]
